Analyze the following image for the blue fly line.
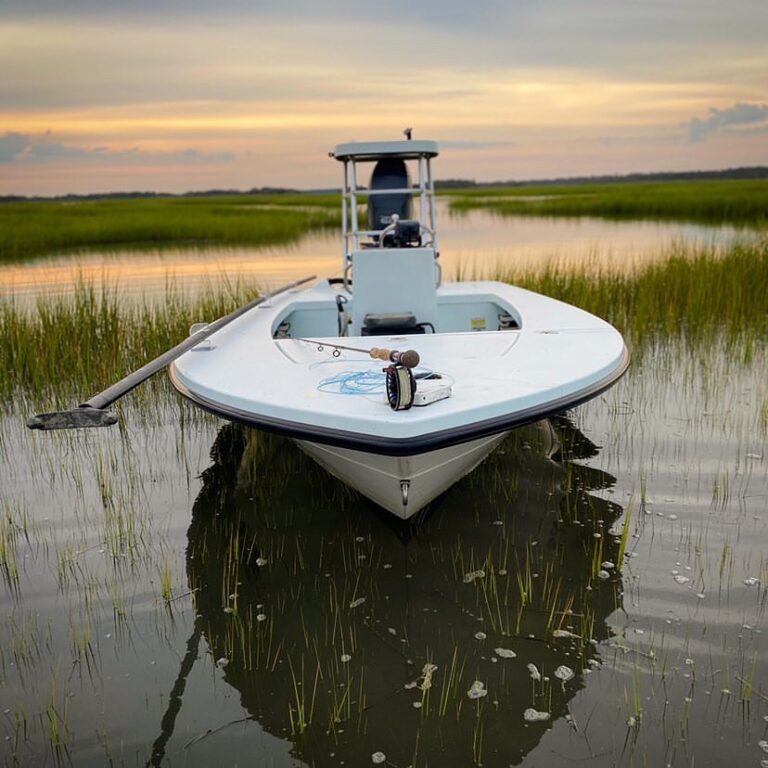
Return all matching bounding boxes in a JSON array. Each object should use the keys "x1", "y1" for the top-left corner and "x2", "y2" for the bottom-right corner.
[
  {"x1": 317, "y1": 366, "x2": 438, "y2": 396},
  {"x1": 317, "y1": 370, "x2": 386, "y2": 395}
]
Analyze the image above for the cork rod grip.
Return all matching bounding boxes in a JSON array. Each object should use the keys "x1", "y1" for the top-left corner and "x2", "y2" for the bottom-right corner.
[{"x1": 369, "y1": 348, "x2": 420, "y2": 368}]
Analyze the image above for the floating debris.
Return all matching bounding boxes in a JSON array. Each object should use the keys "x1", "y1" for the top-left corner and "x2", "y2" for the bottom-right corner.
[
  {"x1": 587, "y1": 659, "x2": 601, "y2": 669},
  {"x1": 626, "y1": 716, "x2": 637, "y2": 727},
  {"x1": 523, "y1": 708, "x2": 550, "y2": 722},
  {"x1": 371, "y1": 752, "x2": 386, "y2": 764},
  {"x1": 412, "y1": 701, "x2": 422, "y2": 709},
  {"x1": 554, "y1": 665, "x2": 574, "y2": 682},
  {"x1": 552, "y1": 630, "x2": 580, "y2": 640},
  {"x1": 601, "y1": 561, "x2": 615, "y2": 570},
  {"x1": 349, "y1": 597, "x2": 366, "y2": 609},
  {"x1": 474, "y1": 631, "x2": 487, "y2": 640},
  {"x1": 463, "y1": 569, "x2": 486, "y2": 584},
  {"x1": 674, "y1": 575, "x2": 690, "y2": 584},
  {"x1": 760, "y1": 740, "x2": 768, "y2": 754},
  {"x1": 597, "y1": 569, "x2": 610, "y2": 581},
  {"x1": 404, "y1": 681, "x2": 418, "y2": 690},
  {"x1": 420, "y1": 663, "x2": 438, "y2": 691},
  {"x1": 340, "y1": 653, "x2": 352, "y2": 663},
  {"x1": 494, "y1": 647, "x2": 517, "y2": 659},
  {"x1": 255, "y1": 557, "x2": 268, "y2": 567},
  {"x1": 467, "y1": 680, "x2": 488, "y2": 700},
  {"x1": 256, "y1": 613, "x2": 267, "y2": 622},
  {"x1": 744, "y1": 577, "x2": 760, "y2": 587},
  {"x1": 215, "y1": 657, "x2": 229, "y2": 668},
  {"x1": 746, "y1": 453, "x2": 762, "y2": 460},
  {"x1": 527, "y1": 663, "x2": 541, "y2": 681}
]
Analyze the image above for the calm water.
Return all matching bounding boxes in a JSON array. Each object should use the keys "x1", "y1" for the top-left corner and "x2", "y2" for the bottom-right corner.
[
  {"x1": 0, "y1": 200, "x2": 745, "y2": 303},
  {"x1": 1, "y1": 208, "x2": 767, "y2": 766},
  {"x1": 1, "y1": 335, "x2": 767, "y2": 766}
]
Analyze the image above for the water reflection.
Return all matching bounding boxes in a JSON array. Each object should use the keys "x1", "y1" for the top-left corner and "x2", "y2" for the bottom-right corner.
[
  {"x1": 1, "y1": 200, "x2": 745, "y2": 304},
  {"x1": 177, "y1": 417, "x2": 624, "y2": 766}
]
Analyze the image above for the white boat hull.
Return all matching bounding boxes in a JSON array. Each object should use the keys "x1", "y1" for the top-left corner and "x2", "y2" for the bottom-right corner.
[
  {"x1": 295, "y1": 432, "x2": 508, "y2": 519},
  {"x1": 170, "y1": 278, "x2": 629, "y2": 518},
  {"x1": 168, "y1": 138, "x2": 630, "y2": 519}
]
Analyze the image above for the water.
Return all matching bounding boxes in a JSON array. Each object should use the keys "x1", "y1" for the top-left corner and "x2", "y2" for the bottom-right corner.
[
  {"x1": 0, "y1": 200, "x2": 745, "y2": 304},
  {"x1": 1, "y1": 205, "x2": 766, "y2": 765},
  {"x1": 1, "y1": 333, "x2": 766, "y2": 766}
]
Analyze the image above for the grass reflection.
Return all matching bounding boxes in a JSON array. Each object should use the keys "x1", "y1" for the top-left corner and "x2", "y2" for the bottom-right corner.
[{"x1": 180, "y1": 418, "x2": 622, "y2": 766}]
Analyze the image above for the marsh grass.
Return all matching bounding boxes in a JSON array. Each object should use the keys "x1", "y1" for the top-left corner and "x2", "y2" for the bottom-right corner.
[
  {"x1": 445, "y1": 179, "x2": 768, "y2": 225},
  {"x1": 491, "y1": 236, "x2": 768, "y2": 348},
  {"x1": 3, "y1": 238, "x2": 767, "y2": 407},
  {"x1": 3, "y1": 338, "x2": 766, "y2": 766},
  {"x1": 0, "y1": 194, "x2": 340, "y2": 262},
  {"x1": 175, "y1": 420, "x2": 622, "y2": 767},
  {"x1": 0, "y1": 277, "x2": 262, "y2": 404}
]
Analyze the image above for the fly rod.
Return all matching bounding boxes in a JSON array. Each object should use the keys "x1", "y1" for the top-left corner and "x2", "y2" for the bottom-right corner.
[
  {"x1": 293, "y1": 338, "x2": 421, "y2": 410},
  {"x1": 295, "y1": 338, "x2": 420, "y2": 369}
]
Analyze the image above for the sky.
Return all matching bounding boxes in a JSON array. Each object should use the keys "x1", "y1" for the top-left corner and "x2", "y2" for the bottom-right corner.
[{"x1": 1, "y1": 0, "x2": 767, "y2": 196}]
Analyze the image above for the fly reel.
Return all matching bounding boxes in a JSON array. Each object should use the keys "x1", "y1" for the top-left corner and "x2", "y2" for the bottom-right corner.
[{"x1": 385, "y1": 365, "x2": 416, "y2": 411}]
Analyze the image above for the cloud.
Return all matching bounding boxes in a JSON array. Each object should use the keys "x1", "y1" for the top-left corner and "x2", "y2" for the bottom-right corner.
[
  {"x1": 0, "y1": 132, "x2": 30, "y2": 162},
  {"x1": 687, "y1": 102, "x2": 768, "y2": 143},
  {"x1": 0, "y1": 132, "x2": 234, "y2": 165}
]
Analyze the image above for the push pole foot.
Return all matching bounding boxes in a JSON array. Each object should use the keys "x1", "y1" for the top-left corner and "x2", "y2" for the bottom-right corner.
[{"x1": 26, "y1": 408, "x2": 118, "y2": 431}]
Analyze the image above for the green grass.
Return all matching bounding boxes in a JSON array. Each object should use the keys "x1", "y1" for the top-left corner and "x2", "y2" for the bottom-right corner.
[
  {"x1": 0, "y1": 194, "x2": 340, "y2": 262},
  {"x1": 497, "y1": 236, "x2": 768, "y2": 348},
  {"x1": 1, "y1": 237, "x2": 766, "y2": 404},
  {"x1": 0, "y1": 278, "x2": 261, "y2": 404},
  {"x1": 445, "y1": 179, "x2": 768, "y2": 225}
]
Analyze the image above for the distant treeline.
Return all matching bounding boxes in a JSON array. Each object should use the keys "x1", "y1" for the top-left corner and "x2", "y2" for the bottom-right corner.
[
  {"x1": 4, "y1": 167, "x2": 768, "y2": 203},
  {"x1": 435, "y1": 166, "x2": 768, "y2": 189},
  {"x1": 0, "y1": 186, "x2": 307, "y2": 204}
]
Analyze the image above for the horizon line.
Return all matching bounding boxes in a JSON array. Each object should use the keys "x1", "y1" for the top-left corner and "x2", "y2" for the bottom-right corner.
[{"x1": 2, "y1": 165, "x2": 767, "y2": 202}]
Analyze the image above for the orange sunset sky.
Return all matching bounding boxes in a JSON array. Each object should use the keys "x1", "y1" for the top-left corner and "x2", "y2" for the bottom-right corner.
[{"x1": 2, "y1": 0, "x2": 767, "y2": 196}]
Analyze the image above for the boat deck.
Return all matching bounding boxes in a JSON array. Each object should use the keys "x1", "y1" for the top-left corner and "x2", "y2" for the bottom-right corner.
[{"x1": 170, "y1": 280, "x2": 628, "y2": 455}]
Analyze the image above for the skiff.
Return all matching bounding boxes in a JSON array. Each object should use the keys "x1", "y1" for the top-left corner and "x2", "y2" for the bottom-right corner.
[{"x1": 168, "y1": 138, "x2": 629, "y2": 518}]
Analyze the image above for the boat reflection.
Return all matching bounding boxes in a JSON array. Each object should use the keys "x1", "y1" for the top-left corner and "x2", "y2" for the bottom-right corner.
[{"x1": 184, "y1": 417, "x2": 623, "y2": 766}]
